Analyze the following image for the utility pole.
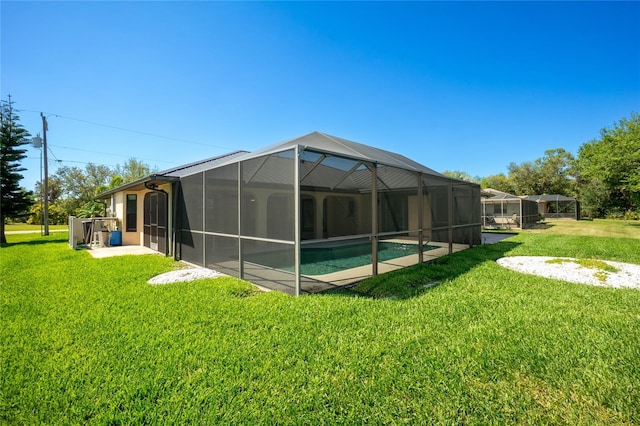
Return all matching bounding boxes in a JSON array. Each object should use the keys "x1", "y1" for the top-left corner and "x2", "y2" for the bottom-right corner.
[{"x1": 41, "y1": 112, "x2": 49, "y2": 236}]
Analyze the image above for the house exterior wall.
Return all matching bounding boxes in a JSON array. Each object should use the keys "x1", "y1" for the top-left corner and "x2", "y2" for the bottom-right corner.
[
  {"x1": 123, "y1": 190, "x2": 144, "y2": 246},
  {"x1": 111, "y1": 191, "x2": 124, "y2": 227},
  {"x1": 105, "y1": 183, "x2": 174, "y2": 248},
  {"x1": 103, "y1": 190, "x2": 138, "y2": 245}
]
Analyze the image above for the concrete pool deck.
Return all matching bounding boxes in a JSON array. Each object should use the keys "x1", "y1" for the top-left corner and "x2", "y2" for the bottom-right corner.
[
  {"x1": 299, "y1": 241, "x2": 472, "y2": 293},
  {"x1": 299, "y1": 233, "x2": 517, "y2": 293}
]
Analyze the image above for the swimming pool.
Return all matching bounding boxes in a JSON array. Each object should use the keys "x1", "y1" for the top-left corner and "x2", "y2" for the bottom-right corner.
[{"x1": 246, "y1": 242, "x2": 439, "y2": 276}]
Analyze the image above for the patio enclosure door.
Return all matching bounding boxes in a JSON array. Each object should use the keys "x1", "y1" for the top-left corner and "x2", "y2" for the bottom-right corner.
[{"x1": 144, "y1": 191, "x2": 167, "y2": 254}]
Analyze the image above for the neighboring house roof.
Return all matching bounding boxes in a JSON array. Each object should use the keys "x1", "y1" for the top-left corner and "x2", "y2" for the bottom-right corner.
[
  {"x1": 523, "y1": 194, "x2": 577, "y2": 202},
  {"x1": 481, "y1": 188, "x2": 522, "y2": 200}
]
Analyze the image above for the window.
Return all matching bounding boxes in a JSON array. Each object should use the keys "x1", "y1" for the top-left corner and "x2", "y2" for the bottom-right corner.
[{"x1": 126, "y1": 194, "x2": 137, "y2": 232}]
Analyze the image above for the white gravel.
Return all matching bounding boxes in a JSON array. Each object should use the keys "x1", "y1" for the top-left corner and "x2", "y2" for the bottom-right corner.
[
  {"x1": 148, "y1": 268, "x2": 223, "y2": 285},
  {"x1": 496, "y1": 256, "x2": 640, "y2": 289}
]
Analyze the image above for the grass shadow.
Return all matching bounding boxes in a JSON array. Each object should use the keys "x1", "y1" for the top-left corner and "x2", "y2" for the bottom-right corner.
[
  {"x1": 529, "y1": 222, "x2": 554, "y2": 230},
  {"x1": 323, "y1": 240, "x2": 521, "y2": 300},
  {"x1": 1, "y1": 239, "x2": 63, "y2": 248},
  {"x1": 1, "y1": 232, "x2": 68, "y2": 248}
]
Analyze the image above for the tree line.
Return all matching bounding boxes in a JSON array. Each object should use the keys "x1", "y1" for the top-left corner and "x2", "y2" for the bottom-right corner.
[
  {"x1": 444, "y1": 112, "x2": 639, "y2": 219},
  {"x1": 28, "y1": 158, "x2": 154, "y2": 225}
]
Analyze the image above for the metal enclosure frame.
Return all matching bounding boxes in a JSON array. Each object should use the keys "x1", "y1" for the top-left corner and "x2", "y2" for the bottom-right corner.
[
  {"x1": 481, "y1": 188, "x2": 539, "y2": 229},
  {"x1": 524, "y1": 194, "x2": 580, "y2": 220},
  {"x1": 169, "y1": 132, "x2": 482, "y2": 295}
]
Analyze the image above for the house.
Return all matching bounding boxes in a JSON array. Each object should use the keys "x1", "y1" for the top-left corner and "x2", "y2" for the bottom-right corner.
[
  {"x1": 481, "y1": 188, "x2": 539, "y2": 229},
  {"x1": 96, "y1": 132, "x2": 482, "y2": 295}
]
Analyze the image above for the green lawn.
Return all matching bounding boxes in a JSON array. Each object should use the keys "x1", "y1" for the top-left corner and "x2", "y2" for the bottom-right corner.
[
  {"x1": 1, "y1": 223, "x2": 639, "y2": 424},
  {"x1": 528, "y1": 218, "x2": 640, "y2": 240}
]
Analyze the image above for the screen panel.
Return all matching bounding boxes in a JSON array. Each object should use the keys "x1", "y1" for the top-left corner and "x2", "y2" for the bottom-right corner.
[
  {"x1": 179, "y1": 173, "x2": 204, "y2": 232},
  {"x1": 205, "y1": 163, "x2": 238, "y2": 234},
  {"x1": 205, "y1": 234, "x2": 239, "y2": 276},
  {"x1": 241, "y1": 239, "x2": 296, "y2": 294},
  {"x1": 179, "y1": 230, "x2": 204, "y2": 266},
  {"x1": 241, "y1": 151, "x2": 294, "y2": 241}
]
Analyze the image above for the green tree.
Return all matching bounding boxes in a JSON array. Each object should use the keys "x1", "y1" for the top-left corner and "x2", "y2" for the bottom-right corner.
[
  {"x1": 27, "y1": 202, "x2": 68, "y2": 225},
  {"x1": 0, "y1": 98, "x2": 34, "y2": 243},
  {"x1": 536, "y1": 148, "x2": 576, "y2": 195},
  {"x1": 53, "y1": 163, "x2": 114, "y2": 217},
  {"x1": 442, "y1": 170, "x2": 479, "y2": 183},
  {"x1": 507, "y1": 149, "x2": 575, "y2": 196},
  {"x1": 576, "y1": 113, "x2": 640, "y2": 216},
  {"x1": 109, "y1": 175, "x2": 124, "y2": 189},
  {"x1": 93, "y1": 158, "x2": 152, "y2": 199},
  {"x1": 507, "y1": 161, "x2": 541, "y2": 195},
  {"x1": 95, "y1": 175, "x2": 125, "y2": 197},
  {"x1": 34, "y1": 175, "x2": 63, "y2": 204},
  {"x1": 115, "y1": 158, "x2": 153, "y2": 183},
  {"x1": 76, "y1": 200, "x2": 106, "y2": 218},
  {"x1": 576, "y1": 178, "x2": 609, "y2": 218},
  {"x1": 480, "y1": 173, "x2": 515, "y2": 193}
]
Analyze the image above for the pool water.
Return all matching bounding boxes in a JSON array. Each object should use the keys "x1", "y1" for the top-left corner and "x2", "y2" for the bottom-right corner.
[{"x1": 246, "y1": 242, "x2": 439, "y2": 276}]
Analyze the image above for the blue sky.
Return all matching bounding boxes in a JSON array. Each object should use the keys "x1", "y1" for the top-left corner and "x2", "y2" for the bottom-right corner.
[{"x1": 2, "y1": 1, "x2": 639, "y2": 191}]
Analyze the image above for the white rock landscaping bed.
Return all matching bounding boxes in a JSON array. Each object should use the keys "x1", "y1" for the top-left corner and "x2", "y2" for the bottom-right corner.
[
  {"x1": 148, "y1": 268, "x2": 223, "y2": 285},
  {"x1": 497, "y1": 256, "x2": 640, "y2": 289}
]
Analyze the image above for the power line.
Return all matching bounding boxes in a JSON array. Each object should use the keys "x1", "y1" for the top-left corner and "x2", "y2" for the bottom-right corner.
[
  {"x1": 25, "y1": 156, "x2": 118, "y2": 168},
  {"x1": 47, "y1": 146, "x2": 60, "y2": 162},
  {"x1": 20, "y1": 109, "x2": 231, "y2": 150},
  {"x1": 18, "y1": 109, "x2": 232, "y2": 168},
  {"x1": 53, "y1": 159, "x2": 119, "y2": 167},
  {"x1": 50, "y1": 144, "x2": 179, "y2": 165}
]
